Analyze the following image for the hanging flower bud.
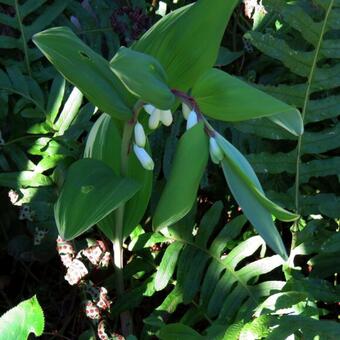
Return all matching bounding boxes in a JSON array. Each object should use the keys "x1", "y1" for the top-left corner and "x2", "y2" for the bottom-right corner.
[
  {"x1": 186, "y1": 110, "x2": 198, "y2": 130},
  {"x1": 182, "y1": 103, "x2": 191, "y2": 120},
  {"x1": 209, "y1": 137, "x2": 224, "y2": 164},
  {"x1": 134, "y1": 121, "x2": 146, "y2": 147},
  {"x1": 159, "y1": 109, "x2": 173, "y2": 126},
  {"x1": 145, "y1": 104, "x2": 173, "y2": 129},
  {"x1": 133, "y1": 144, "x2": 154, "y2": 171},
  {"x1": 144, "y1": 104, "x2": 156, "y2": 115},
  {"x1": 148, "y1": 108, "x2": 160, "y2": 130}
]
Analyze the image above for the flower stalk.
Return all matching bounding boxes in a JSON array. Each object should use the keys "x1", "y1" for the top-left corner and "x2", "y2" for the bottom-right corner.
[{"x1": 112, "y1": 101, "x2": 143, "y2": 336}]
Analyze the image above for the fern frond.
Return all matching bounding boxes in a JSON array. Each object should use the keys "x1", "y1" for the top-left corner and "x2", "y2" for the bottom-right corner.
[
  {"x1": 239, "y1": 0, "x2": 340, "y2": 218},
  {"x1": 0, "y1": 0, "x2": 69, "y2": 76},
  {"x1": 142, "y1": 203, "x2": 285, "y2": 334}
]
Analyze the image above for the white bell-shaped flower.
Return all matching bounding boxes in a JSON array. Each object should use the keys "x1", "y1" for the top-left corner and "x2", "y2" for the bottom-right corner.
[
  {"x1": 144, "y1": 104, "x2": 156, "y2": 115},
  {"x1": 133, "y1": 144, "x2": 154, "y2": 171},
  {"x1": 159, "y1": 109, "x2": 173, "y2": 126},
  {"x1": 134, "y1": 121, "x2": 146, "y2": 147},
  {"x1": 186, "y1": 110, "x2": 198, "y2": 130},
  {"x1": 144, "y1": 104, "x2": 173, "y2": 129},
  {"x1": 182, "y1": 103, "x2": 191, "y2": 120},
  {"x1": 209, "y1": 137, "x2": 224, "y2": 164},
  {"x1": 148, "y1": 109, "x2": 160, "y2": 130}
]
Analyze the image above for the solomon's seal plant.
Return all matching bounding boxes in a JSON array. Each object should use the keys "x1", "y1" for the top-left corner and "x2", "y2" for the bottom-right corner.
[{"x1": 32, "y1": 0, "x2": 303, "y2": 336}]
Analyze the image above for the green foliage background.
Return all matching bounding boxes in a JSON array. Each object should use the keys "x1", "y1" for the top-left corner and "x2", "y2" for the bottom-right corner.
[{"x1": 0, "y1": 0, "x2": 339, "y2": 339}]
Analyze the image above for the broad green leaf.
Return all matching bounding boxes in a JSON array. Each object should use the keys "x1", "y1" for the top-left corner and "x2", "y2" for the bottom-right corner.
[
  {"x1": 0, "y1": 295, "x2": 44, "y2": 339},
  {"x1": 46, "y1": 75, "x2": 65, "y2": 124},
  {"x1": 54, "y1": 158, "x2": 140, "y2": 240},
  {"x1": 83, "y1": 113, "x2": 122, "y2": 240},
  {"x1": 84, "y1": 113, "x2": 121, "y2": 175},
  {"x1": 192, "y1": 69, "x2": 303, "y2": 135},
  {"x1": 158, "y1": 323, "x2": 204, "y2": 340},
  {"x1": 268, "y1": 110, "x2": 304, "y2": 137},
  {"x1": 216, "y1": 134, "x2": 292, "y2": 259},
  {"x1": 33, "y1": 27, "x2": 132, "y2": 120},
  {"x1": 155, "y1": 242, "x2": 183, "y2": 291},
  {"x1": 216, "y1": 134, "x2": 298, "y2": 222},
  {"x1": 153, "y1": 123, "x2": 208, "y2": 230},
  {"x1": 54, "y1": 87, "x2": 83, "y2": 136},
  {"x1": 124, "y1": 145, "x2": 153, "y2": 237},
  {"x1": 84, "y1": 114, "x2": 152, "y2": 239},
  {"x1": 134, "y1": 0, "x2": 239, "y2": 90},
  {"x1": 110, "y1": 47, "x2": 175, "y2": 110}
]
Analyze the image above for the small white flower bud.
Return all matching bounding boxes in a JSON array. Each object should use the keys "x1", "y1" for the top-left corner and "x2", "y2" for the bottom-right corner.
[
  {"x1": 160, "y1": 110, "x2": 173, "y2": 126},
  {"x1": 186, "y1": 110, "x2": 198, "y2": 130},
  {"x1": 144, "y1": 104, "x2": 156, "y2": 115},
  {"x1": 134, "y1": 122, "x2": 146, "y2": 147},
  {"x1": 148, "y1": 109, "x2": 161, "y2": 130},
  {"x1": 133, "y1": 144, "x2": 154, "y2": 171},
  {"x1": 209, "y1": 137, "x2": 224, "y2": 164},
  {"x1": 182, "y1": 103, "x2": 191, "y2": 120}
]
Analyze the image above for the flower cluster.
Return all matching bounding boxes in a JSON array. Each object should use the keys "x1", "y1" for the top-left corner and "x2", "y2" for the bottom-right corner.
[
  {"x1": 133, "y1": 101, "x2": 225, "y2": 170},
  {"x1": 133, "y1": 118, "x2": 154, "y2": 171},
  {"x1": 133, "y1": 103, "x2": 174, "y2": 171},
  {"x1": 183, "y1": 103, "x2": 225, "y2": 164},
  {"x1": 56, "y1": 237, "x2": 111, "y2": 286},
  {"x1": 84, "y1": 283, "x2": 111, "y2": 320}
]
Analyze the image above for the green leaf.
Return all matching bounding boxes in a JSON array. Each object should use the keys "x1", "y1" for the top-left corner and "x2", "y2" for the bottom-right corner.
[
  {"x1": 192, "y1": 69, "x2": 303, "y2": 135},
  {"x1": 33, "y1": 27, "x2": 132, "y2": 120},
  {"x1": 0, "y1": 295, "x2": 44, "y2": 339},
  {"x1": 216, "y1": 134, "x2": 298, "y2": 222},
  {"x1": 54, "y1": 158, "x2": 141, "y2": 240},
  {"x1": 243, "y1": 0, "x2": 340, "y2": 218},
  {"x1": 46, "y1": 75, "x2": 65, "y2": 124},
  {"x1": 124, "y1": 144, "x2": 153, "y2": 237},
  {"x1": 84, "y1": 113, "x2": 121, "y2": 176},
  {"x1": 158, "y1": 323, "x2": 204, "y2": 340},
  {"x1": 83, "y1": 114, "x2": 121, "y2": 240},
  {"x1": 0, "y1": 171, "x2": 52, "y2": 188},
  {"x1": 155, "y1": 242, "x2": 183, "y2": 291},
  {"x1": 0, "y1": 67, "x2": 45, "y2": 115},
  {"x1": 216, "y1": 47, "x2": 243, "y2": 67},
  {"x1": 267, "y1": 315, "x2": 340, "y2": 340},
  {"x1": 153, "y1": 123, "x2": 208, "y2": 230},
  {"x1": 134, "y1": 0, "x2": 239, "y2": 90},
  {"x1": 84, "y1": 114, "x2": 152, "y2": 239},
  {"x1": 267, "y1": 110, "x2": 304, "y2": 137},
  {"x1": 216, "y1": 134, "x2": 292, "y2": 259},
  {"x1": 110, "y1": 47, "x2": 175, "y2": 110},
  {"x1": 54, "y1": 87, "x2": 83, "y2": 136}
]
